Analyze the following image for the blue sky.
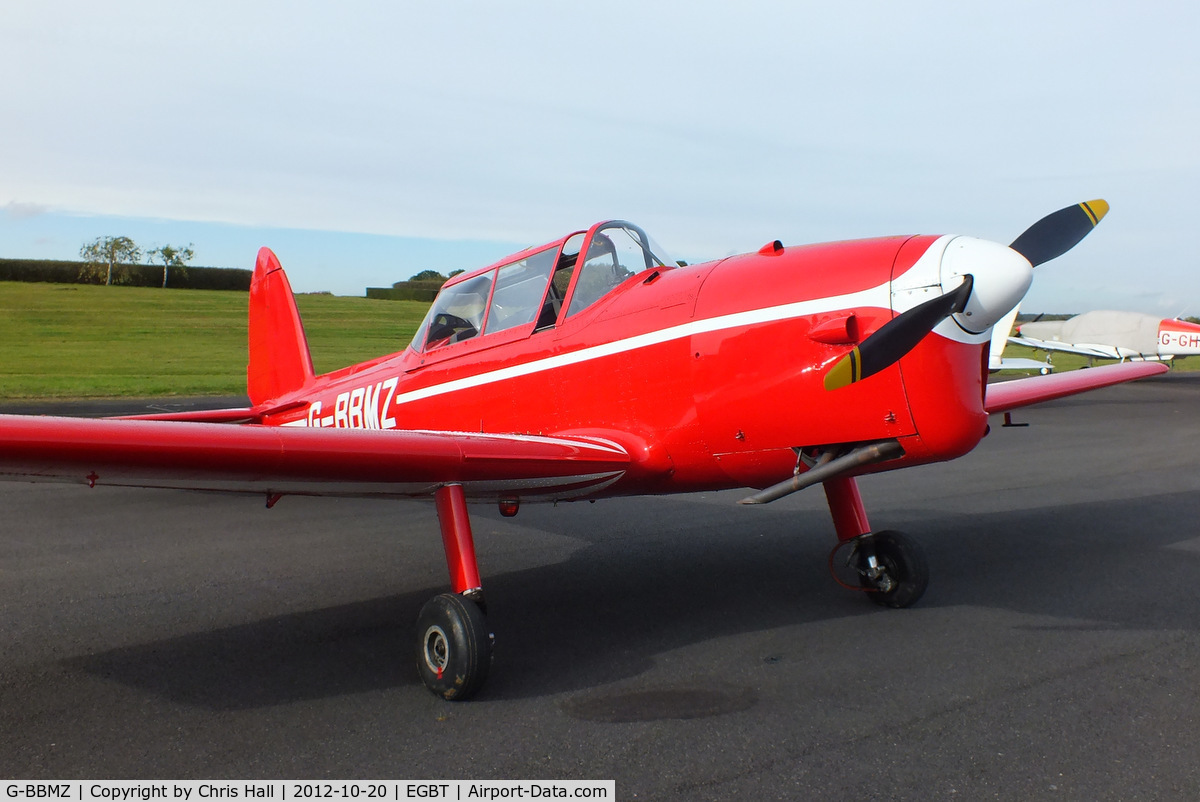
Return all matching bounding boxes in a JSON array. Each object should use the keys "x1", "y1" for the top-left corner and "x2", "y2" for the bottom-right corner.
[{"x1": 3, "y1": 1, "x2": 1198, "y2": 313}]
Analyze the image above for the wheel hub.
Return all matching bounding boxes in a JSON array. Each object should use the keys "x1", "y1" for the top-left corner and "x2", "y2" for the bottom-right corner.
[
  {"x1": 422, "y1": 625, "x2": 450, "y2": 673},
  {"x1": 859, "y1": 553, "x2": 897, "y2": 593}
]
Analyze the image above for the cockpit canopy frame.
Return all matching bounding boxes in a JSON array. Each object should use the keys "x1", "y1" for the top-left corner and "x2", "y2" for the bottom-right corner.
[{"x1": 410, "y1": 221, "x2": 674, "y2": 354}]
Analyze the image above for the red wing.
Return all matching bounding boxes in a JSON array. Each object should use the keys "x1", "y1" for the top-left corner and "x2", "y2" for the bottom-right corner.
[
  {"x1": 984, "y1": 361, "x2": 1168, "y2": 415},
  {"x1": 0, "y1": 415, "x2": 630, "y2": 500}
]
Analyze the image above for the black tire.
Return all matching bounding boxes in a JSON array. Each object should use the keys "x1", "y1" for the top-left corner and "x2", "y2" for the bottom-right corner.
[
  {"x1": 415, "y1": 593, "x2": 493, "y2": 700},
  {"x1": 858, "y1": 530, "x2": 929, "y2": 608}
]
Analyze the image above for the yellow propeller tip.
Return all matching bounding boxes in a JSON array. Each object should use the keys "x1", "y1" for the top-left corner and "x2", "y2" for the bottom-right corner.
[
  {"x1": 1082, "y1": 199, "x2": 1109, "y2": 225},
  {"x1": 824, "y1": 348, "x2": 861, "y2": 391}
]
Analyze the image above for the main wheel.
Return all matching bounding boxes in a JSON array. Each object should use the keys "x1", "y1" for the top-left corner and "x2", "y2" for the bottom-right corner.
[
  {"x1": 857, "y1": 530, "x2": 929, "y2": 608},
  {"x1": 415, "y1": 593, "x2": 493, "y2": 700}
]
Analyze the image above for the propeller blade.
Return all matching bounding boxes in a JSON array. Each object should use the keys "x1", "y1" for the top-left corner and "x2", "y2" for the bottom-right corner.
[
  {"x1": 1009, "y1": 199, "x2": 1109, "y2": 267},
  {"x1": 824, "y1": 276, "x2": 973, "y2": 391}
]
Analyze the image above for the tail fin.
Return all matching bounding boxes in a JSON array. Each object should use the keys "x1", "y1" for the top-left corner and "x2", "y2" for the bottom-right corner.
[
  {"x1": 247, "y1": 247, "x2": 315, "y2": 405},
  {"x1": 988, "y1": 304, "x2": 1021, "y2": 370},
  {"x1": 988, "y1": 303, "x2": 1052, "y2": 373}
]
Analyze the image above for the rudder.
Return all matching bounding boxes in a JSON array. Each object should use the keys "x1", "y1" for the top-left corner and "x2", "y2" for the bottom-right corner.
[{"x1": 248, "y1": 247, "x2": 315, "y2": 405}]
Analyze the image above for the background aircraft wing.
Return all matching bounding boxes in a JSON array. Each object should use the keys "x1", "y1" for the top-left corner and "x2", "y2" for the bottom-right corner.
[
  {"x1": 984, "y1": 362, "x2": 1167, "y2": 415},
  {"x1": 1007, "y1": 335, "x2": 1118, "y2": 360},
  {"x1": 0, "y1": 415, "x2": 630, "y2": 500}
]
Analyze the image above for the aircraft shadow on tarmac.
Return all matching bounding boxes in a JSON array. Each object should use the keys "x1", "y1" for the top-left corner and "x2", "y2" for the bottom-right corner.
[{"x1": 63, "y1": 484, "x2": 1200, "y2": 712}]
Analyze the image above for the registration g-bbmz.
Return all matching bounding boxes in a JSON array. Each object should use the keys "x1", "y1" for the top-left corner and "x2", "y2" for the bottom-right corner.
[{"x1": 7, "y1": 787, "x2": 73, "y2": 799}]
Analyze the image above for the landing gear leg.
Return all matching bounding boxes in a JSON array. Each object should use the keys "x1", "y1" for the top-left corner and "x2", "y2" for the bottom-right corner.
[
  {"x1": 823, "y1": 475, "x2": 928, "y2": 608},
  {"x1": 415, "y1": 483, "x2": 493, "y2": 700}
]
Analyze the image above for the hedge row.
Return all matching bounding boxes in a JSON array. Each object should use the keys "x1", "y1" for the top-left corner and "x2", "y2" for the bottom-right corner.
[
  {"x1": 366, "y1": 286, "x2": 439, "y2": 302},
  {"x1": 0, "y1": 258, "x2": 252, "y2": 291}
]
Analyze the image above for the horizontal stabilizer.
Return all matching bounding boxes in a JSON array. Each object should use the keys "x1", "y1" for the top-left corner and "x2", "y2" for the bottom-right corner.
[
  {"x1": 991, "y1": 356, "x2": 1052, "y2": 373},
  {"x1": 115, "y1": 407, "x2": 259, "y2": 424}
]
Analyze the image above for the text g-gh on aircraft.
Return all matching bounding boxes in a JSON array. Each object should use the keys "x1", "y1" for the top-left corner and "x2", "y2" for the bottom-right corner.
[{"x1": 0, "y1": 200, "x2": 1166, "y2": 699}]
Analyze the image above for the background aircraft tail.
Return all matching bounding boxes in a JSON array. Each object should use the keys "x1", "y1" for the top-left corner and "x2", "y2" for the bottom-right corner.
[
  {"x1": 988, "y1": 304, "x2": 1051, "y2": 373},
  {"x1": 988, "y1": 305, "x2": 1020, "y2": 369},
  {"x1": 247, "y1": 247, "x2": 316, "y2": 405}
]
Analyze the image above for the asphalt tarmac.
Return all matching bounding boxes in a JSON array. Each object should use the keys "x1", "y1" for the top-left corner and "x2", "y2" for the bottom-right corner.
[{"x1": 2, "y1": 374, "x2": 1200, "y2": 798}]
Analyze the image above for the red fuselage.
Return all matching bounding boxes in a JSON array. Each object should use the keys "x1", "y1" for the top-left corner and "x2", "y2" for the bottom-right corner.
[{"x1": 260, "y1": 228, "x2": 990, "y2": 499}]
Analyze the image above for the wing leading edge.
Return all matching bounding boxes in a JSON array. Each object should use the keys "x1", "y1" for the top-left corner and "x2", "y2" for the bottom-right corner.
[
  {"x1": 0, "y1": 415, "x2": 631, "y2": 501},
  {"x1": 984, "y1": 361, "x2": 1168, "y2": 415}
]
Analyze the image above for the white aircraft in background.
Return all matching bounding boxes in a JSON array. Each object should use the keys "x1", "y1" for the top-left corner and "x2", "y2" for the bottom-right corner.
[
  {"x1": 1010, "y1": 310, "x2": 1200, "y2": 363},
  {"x1": 989, "y1": 307, "x2": 1052, "y2": 373}
]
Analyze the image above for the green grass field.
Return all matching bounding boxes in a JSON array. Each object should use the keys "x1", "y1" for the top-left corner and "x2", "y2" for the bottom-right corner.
[
  {"x1": 0, "y1": 282, "x2": 430, "y2": 398},
  {"x1": 0, "y1": 281, "x2": 1192, "y2": 399}
]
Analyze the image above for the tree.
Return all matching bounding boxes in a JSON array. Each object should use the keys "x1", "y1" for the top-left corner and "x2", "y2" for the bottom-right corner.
[
  {"x1": 79, "y1": 236, "x2": 142, "y2": 286},
  {"x1": 146, "y1": 243, "x2": 195, "y2": 288},
  {"x1": 409, "y1": 269, "x2": 448, "y2": 282}
]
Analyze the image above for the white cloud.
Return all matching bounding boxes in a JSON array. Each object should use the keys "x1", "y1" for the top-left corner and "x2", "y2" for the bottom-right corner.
[{"x1": 3, "y1": 201, "x2": 50, "y2": 220}]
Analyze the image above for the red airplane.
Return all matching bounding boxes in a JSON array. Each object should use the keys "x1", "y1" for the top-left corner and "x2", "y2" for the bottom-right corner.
[{"x1": 0, "y1": 200, "x2": 1166, "y2": 700}]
